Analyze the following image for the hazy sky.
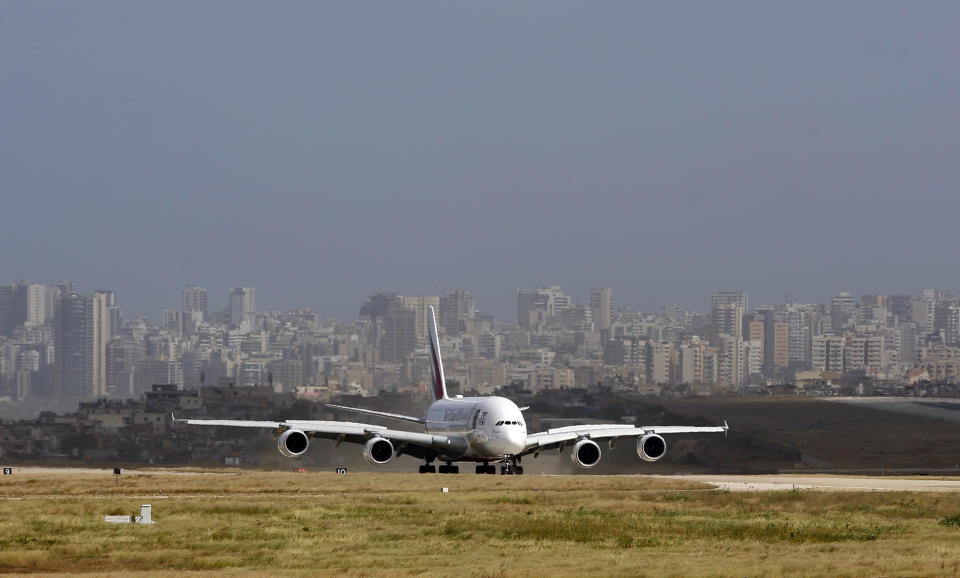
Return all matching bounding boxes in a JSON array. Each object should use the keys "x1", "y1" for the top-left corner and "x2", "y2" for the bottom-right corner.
[{"x1": 2, "y1": 2, "x2": 958, "y2": 322}]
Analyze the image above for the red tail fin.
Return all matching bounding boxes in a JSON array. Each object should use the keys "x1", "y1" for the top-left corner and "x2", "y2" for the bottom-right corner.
[{"x1": 427, "y1": 306, "x2": 448, "y2": 401}]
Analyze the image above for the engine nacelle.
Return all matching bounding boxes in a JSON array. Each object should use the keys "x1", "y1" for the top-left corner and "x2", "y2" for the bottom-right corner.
[
  {"x1": 278, "y1": 429, "x2": 309, "y2": 458},
  {"x1": 570, "y1": 439, "x2": 602, "y2": 468},
  {"x1": 363, "y1": 437, "x2": 394, "y2": 465},
  {"x1": 637, "y1": 433, "x2": 667, "y2": 462}
]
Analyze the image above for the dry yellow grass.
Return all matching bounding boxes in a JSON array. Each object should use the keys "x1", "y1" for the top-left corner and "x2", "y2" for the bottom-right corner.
[{"x1": 2, "y1": 469, "x2": 960, "y2": 576}]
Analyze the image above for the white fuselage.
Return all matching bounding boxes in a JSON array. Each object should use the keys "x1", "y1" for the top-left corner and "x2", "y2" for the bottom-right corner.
[{"x1": 424, "y1": 396, "x2": 526, "y2": 460}]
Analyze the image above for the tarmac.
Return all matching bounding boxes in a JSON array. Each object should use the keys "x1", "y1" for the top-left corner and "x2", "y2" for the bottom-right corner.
[
  {"x1": 658, "y1": 474, "x2": 960, "y2": 492},
  {"x1": 6, "y1": 467, "x2": 960, "y2": 492},
  {"x1": 826, "y1": 396, "x2": 960, "y2": 424}
]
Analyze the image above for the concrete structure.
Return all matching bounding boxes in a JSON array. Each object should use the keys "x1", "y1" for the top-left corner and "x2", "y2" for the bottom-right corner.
[
  {"x1": 712, "y1": 291, "x2": 749, "y2": 312},
  {"x1": 712, "y1": 303, "x2": 742, "y2": 339},
  {"x1": 401, "y1": 295, "x2": 440, "y2": 347},
  {"x1": 229, "y1": 287, "x2": 256, "y2": 329},
  {"x1": 182, "y1": 285, "x2": 207, "y2": 321},
  {"x1": 439, "y1": 289, "x2": 474, "y2": 336},
  {"x1": 590, "y1": 287, "x2": 613, "y2": 333},
  {"x1": 811, "y1": 335, "x2": 845, "y2": 373},
  {"x1": 54, "y1": 291, "x2": 113, "y2": 398},
  {"x1": 517, "y1": 286, "x2": 570, "y2": 330}
]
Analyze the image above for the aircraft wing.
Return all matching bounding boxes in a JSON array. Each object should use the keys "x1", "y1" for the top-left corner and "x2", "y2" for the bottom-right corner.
[
  {"x1": 175, "y1": 416, "x2": 456, "y2": 452},
  {"x1": 324, "y1": 404, "x2": 425, "y2": 425},
  {"x1": 523, "y1": 421, "x2": 728, "y2": 454}
]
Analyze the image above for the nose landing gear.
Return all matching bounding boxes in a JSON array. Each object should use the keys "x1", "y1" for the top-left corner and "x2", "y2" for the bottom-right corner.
[{"x1": 499, "y1": 455, "x2": 523, "y2": 475}]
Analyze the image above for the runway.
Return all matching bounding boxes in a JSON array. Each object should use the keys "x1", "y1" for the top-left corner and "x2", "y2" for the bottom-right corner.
[
  {"x1": 658, "y1": 474, "x2": 960, "y2": 492},
  {"x1": 826, "y1": 396, "x2": 960, "y2": 424}
]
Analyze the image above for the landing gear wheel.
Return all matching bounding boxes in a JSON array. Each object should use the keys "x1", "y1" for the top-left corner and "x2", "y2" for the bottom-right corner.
[
  {"x1": 515, "y1": 466, "x2": 524, "y2": 475},
  {"x1": 419, "y1": 464, "x2": 436, "y2": 474}
]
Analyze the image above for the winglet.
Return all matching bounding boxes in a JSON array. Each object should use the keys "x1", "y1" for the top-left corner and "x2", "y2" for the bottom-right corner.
[
  {"x1": 723, "y1": 419, "x2": 729, "y2": 437},
  {"x1": 427, "y1": 306, "x2": 449, "y2": 401}
]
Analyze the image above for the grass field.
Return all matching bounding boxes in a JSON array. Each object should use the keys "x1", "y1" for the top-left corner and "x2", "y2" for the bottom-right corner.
[{"x1": 2, "y1": 469, "x2": 960, "y2": 576}]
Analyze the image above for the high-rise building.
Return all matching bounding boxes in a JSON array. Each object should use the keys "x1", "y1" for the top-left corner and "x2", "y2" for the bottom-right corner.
[
  {"x1": 439, "y1": 289, "x2": 474, "y2": 335},
  {"x1": 54, "y1": 291, "x2": 113, "y2": 398},
  {"x1": 787, "y1": 306, "x2": 812, "y2": 369},
  {"x1": 945, "y1": 304, "x2": 960, "y2": 347},
  {"x1": 183, "y1": 285, "x2": 208, "y2": 321},
  {"x1": 229, "y1": 287, "x2": 256, "y2": 329},
  {"x1": 0, "y1": 281, "x2": 51, "y2": 332},
  {"x1": 646, "y1": 341, "x2": 676, "y2": 385},
  {"x1": 844, "y1": 336, "x2": 885, "y2": 374},
  {"x1": 678, "y1": 341, "x2": 705, "y2": 384},
  {"x1": 745, "y1": 340, "x2": 763, "y2": 378},
  {"x1": 105, "y1": 337, "x2": 134, "y2": 396},
  {"x1": 381, "y1": 305, "x2": 417, "y2": 363},
  {"x1": 772, "y1": 321, "x2": 789, "y2": 369},
  {"x1": 590, "y1": 287, "x2": 613, "y2": 333},
  {"x1": 830, "y1": 292, "x2": 858, "y2": 330},
  {"x1": 712, "y1": 303, "x2": 743, "y2": 339},
  {"x1": 517, "y1": 286, "x2": 570, "y2": 330},
  {"x1": 401, "y1": 295, "x2": 440, "y2": 347},
  {"x1": 712, "y1": 291, "x2": 749, "y2": 313},
  {"x1": 747, "y1": 320, "x2": 765, "y2": 365},
  {"x1": 24, "y1": 283, "x2": 50, "y2": 326},
  {"x1": 812, "y1": 335, "x2": 845, "y2": 372},
  {"x1": 717, "y1": 335, "x2": 745, "y2": 387}
]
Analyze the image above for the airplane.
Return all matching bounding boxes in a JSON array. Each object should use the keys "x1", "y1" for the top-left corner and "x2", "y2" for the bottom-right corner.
[{"x1": 175, "y1": 306, "x2": 728, "y2": 475}]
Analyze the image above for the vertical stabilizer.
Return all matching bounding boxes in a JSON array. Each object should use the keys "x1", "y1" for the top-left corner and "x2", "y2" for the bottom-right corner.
[{"x1": 427, "y1": 306, "x2": 448, "y2": 401}]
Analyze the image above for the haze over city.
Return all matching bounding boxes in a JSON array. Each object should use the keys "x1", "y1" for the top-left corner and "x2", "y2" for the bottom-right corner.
[{"x1": 2, "y1": 2, "x2": 959, "y2": 323}]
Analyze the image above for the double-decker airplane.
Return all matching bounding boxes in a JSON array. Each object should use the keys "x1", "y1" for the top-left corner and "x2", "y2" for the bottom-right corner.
[{"x1": 176, "y1": 307, "x2": 727, "y2": 474}]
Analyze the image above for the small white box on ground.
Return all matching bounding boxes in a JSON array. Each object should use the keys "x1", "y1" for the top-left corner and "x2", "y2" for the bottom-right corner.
[
  {"x1": 442, "y1": 487, "x2": 448, "y2": 493},
  {"x1": 136, "y1": 504, "x2": 155, "y2": 524},
  {"x1": 105, "y1": 504, "x2": 155, "y2": 524}
]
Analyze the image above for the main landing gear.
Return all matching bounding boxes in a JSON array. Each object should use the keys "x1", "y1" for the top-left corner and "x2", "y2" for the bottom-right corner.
[
  {"x1": 475, "y1": 463, "x2": 496, "y2": 475},
  {"x1": 420, "y1": 461, "x2": 459, "y2": 474}
]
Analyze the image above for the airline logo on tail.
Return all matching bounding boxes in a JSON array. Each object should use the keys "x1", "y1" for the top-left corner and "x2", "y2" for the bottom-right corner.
[{"x1": 427, "y1": 306, "x2": 448, "y2": 401}]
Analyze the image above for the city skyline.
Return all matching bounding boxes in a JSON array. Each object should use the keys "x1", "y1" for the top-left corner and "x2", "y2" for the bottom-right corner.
[{"x1": 3, "y1": 277, "x2": 959, "y2": 413}]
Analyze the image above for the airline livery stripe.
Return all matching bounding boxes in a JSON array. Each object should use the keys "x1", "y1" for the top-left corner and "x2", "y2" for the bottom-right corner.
[{"x1": 430, "y1": 337, "x2": 444, "y2": 400}]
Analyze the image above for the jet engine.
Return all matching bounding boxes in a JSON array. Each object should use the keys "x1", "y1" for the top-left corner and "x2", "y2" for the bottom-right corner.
[
  {"x1": 637, "y1": 433, "x2": 667, "y2": 462},
  {"x1": 570, "y1": 439, "x2": 602, "y2": 468},
  {"x1": 278, "y1": 429, "x2": 309, "y2": 458},
  {"x1": 363, "y1": 437, "x2": 394, "y2": 465}
]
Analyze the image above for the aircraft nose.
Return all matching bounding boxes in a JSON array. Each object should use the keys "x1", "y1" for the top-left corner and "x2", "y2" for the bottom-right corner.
[{"x1": 504, "y1": 429, "x2": 526, "y2": 454}]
